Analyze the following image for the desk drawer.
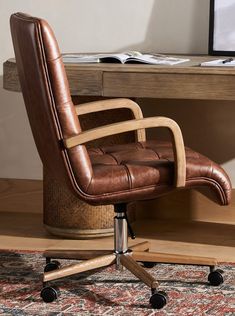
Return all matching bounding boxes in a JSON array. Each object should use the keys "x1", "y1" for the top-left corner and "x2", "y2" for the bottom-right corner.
[
  {"x1": 66, "y1": 68, "x2": 103, "y2": 96},
  {"x1": 103, "y1": 72, "x2": 235, "y2": 100}
]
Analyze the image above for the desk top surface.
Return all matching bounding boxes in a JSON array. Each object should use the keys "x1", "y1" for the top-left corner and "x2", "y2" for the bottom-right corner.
[{"x1": 4, "y1": 55, "x2": 235, "y2": 76}]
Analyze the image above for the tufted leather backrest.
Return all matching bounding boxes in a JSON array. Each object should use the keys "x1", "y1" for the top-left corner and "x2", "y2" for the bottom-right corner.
[{"x1": 10, "y1": 13, "x2": 93, "y2": 192}]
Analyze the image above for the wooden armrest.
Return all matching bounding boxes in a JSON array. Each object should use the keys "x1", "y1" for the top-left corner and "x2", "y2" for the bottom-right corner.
[
  {"x1": 75, "y1": 98, "x2": 146, "y2": 142},
  {"x1": 64, "y1": 117, "x2": 186, "y2": 187}
]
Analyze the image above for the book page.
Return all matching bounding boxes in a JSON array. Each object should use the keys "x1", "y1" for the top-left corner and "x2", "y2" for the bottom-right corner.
[
  {"x1": 125, "y1": 54, "x2": 189, "y2": 65},
  {"x1": 99, "y1": 53, "x2": 131, "y2": 63},
  {"x1": 62, "y1": 54, "x2": 100, "y2": 63},
  {"x1": 62, "y1": 53, "x2": 135, "y2": 64}
]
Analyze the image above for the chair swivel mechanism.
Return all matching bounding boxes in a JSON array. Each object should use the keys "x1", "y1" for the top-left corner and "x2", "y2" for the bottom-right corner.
[{"x1": 10, "y1": 13, "x2": 232, "y2": 309}]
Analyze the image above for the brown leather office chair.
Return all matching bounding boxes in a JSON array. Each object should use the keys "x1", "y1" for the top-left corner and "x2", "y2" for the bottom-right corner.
[{"x1": 10, "y1": 13, "x2": 232, "y2": 309}]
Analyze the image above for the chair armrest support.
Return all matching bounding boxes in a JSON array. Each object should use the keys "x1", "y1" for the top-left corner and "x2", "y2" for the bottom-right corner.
[
  {"x1": 74, "y1": 98, "x2": 146, "y2": 142},
  {"x1": 64, "y1": 117, "x2": 186, "y2": 188}
]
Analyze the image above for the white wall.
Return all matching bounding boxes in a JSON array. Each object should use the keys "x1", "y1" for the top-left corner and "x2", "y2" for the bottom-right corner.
[
  {"x1": 0, "y1": 0, "x2": 210, "y2": 63},
  {"x1": 1, "y1": 0, "x2": 234, "y2": 185}
]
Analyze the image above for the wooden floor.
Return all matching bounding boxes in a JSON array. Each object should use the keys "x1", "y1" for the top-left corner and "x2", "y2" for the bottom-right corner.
[{"x1": 1, "y1": 211, "x2": 235, "y2": 263}]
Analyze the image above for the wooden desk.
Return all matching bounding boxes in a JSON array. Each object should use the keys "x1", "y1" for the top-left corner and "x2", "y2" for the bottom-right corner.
[{"x1": 4, "y1": 55, "x2": 235, "y2": 101}]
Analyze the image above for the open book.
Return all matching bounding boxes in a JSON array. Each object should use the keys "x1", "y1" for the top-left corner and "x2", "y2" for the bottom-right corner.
[{"x1": 62, "y1": 52, "x2": 189, "y2": 65}]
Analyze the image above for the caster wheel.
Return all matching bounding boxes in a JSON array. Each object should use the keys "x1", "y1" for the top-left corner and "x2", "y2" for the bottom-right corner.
[
  {"x1": 44, "y1": 260, "x2": 61, "y2": 272},
  {"x1": 40, "y1": 286, "x2": 58, "y2": 303},
  {"x1": 150, "y1": 291, "x2": 168, "y2": 309},
  {"x1": 208, "y1": 269, "x2": 224, "y2": 286},
  {"x1": 142, "y1": 261, "x2": 156, "y2": 268}
]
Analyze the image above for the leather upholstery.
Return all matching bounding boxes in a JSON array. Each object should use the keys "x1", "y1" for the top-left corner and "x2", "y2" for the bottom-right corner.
[
  {"x1": 10, "y1": 13, "x2": 92, "y2": 191},
  {"x1": 10, "y1": 13, "x2": 232, "y2": 207},
  {"x1": 85, "y1": 141, "x2": 231, "y2": 205}
]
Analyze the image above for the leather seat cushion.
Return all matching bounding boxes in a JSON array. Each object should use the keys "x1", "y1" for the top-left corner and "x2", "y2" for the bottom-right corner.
[{"x1": 85, "y1": 141, "x2": 231, "y2": 205}]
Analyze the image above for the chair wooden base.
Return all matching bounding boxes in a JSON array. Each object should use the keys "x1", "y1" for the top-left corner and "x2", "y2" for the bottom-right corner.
[
  {"x1": 43, "y1": 240, "x2": 217, "y2": 284},
  {"x1": 42, "y1": 240, "x2": 224, "y2": 308}
]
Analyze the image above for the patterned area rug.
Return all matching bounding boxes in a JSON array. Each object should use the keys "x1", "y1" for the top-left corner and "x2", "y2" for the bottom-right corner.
[{"x1": 0, "y1": 251, "x2": 235, "y2": 315}]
